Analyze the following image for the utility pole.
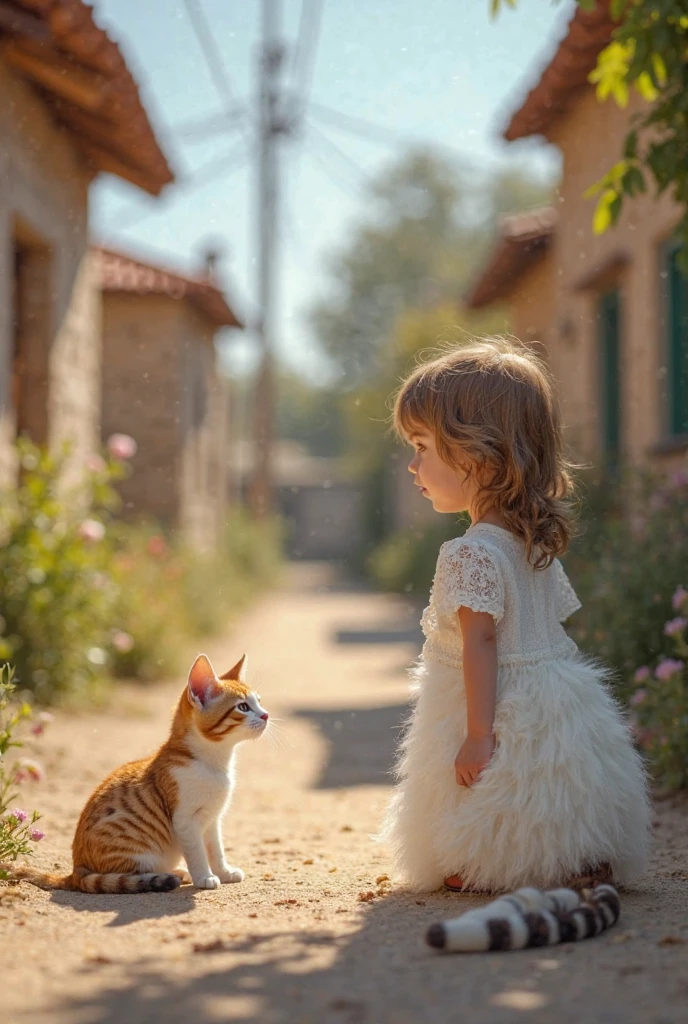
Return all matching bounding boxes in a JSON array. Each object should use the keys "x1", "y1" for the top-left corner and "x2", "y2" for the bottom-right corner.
[{"x1": 249, "y1": 0, "x2": 286, "y2": 518}]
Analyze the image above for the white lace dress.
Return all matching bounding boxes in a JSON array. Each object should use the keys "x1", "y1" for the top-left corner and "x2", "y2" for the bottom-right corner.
[{"x1": 381, "y1": 522, "x2": 651, "y2": 893}]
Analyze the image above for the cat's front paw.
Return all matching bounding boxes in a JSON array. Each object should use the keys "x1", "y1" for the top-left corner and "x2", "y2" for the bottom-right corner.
[
  {"x1": 217, "y1": 865, "x2": 244, "y2": 884},
  {"x1": 194, "y1": 874, "x2": 221, "y2": 890}
]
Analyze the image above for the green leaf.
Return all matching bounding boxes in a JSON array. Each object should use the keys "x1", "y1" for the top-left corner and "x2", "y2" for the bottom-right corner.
[
  {"x1": 592, "y1": 190, "x2": 617, "y2": 235},
  {"x1": 636, "y1": 72, "x2": 659, "y2": 102},
  {"x1": 623, "y1": 130, "x2": 638, "y2": 160},
  {"x1": 623, "y1": 165, "x2": 646, "y2": 197},
  {"x1": 611, "y1": 79, "x2": 630, "y2": 108},
  {"x1": 609, "y1": 193, "x2": 623, "y2": 225},
  {"x1": 651, "y1": 52, "x2": 668, "y2": 87},
  {"x1": 489, "y1": 0, "x2": 516, "y2": 17},
  {"x1": 577, "y1": 0, "x2": 597, "y2": 10}
]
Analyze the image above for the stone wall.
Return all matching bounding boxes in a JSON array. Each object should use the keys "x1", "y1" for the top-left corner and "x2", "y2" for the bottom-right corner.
[
  {"x1": 101, "y1": 293, "x2": 183, "y2": 526},
  {"x1": 507, "y1": 89, "x2": 681, "y2": 468},
  {"x1": 101, "y1": 295, "x2": 230, "y2": 549},
  {"x1": 178, "y1": 305, "x2": 229, "y2": 551},
  {"x1": 0, "y1": 58, "x2": 97, "y2": 486}
]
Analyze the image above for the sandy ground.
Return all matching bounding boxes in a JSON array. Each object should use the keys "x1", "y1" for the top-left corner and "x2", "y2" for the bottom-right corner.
[{"x1": 2, "y1": 564, "x2": 688, "y2": 1024}]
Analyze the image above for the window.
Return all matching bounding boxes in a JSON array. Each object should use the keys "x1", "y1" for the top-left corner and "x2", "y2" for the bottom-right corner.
[
  {"x1": 666, "y1": 243, "x2": 688, "y2": 437},
  {"x1": 598, "y1": 288, "x2": 621, "y2": 464}
]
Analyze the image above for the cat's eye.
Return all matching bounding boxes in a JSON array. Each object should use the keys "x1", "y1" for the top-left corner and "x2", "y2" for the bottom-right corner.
[{"x1": 237, "y1": 702, "x2": 251, "y2": 713}]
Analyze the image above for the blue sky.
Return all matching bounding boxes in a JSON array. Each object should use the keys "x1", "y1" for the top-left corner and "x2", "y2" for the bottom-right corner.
[{"x1": 91, "y1": 0, "x2": 571, "y2": 380}]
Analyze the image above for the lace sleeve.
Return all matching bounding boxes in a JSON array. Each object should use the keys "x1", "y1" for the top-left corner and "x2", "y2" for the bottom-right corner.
[
  {"x1": 433, "y1": 539, "x2": 505, "y2": 623},
  {"x1": 554, "y1": 559, "x2": 581, "y2": 622}
]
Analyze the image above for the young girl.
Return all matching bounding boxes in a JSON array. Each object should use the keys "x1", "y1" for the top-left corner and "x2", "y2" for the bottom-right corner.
[{"x1": 381, "y1": 339, "x2": 650, "y2": 894}]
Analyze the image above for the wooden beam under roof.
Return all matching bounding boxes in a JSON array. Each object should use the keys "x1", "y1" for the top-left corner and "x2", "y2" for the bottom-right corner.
[
  {"x1": 0, "y1": 0, "x2": 50, "y2": 42},
  {"x1": 80, "y1": 141, "x2": 167, "y2": 196},
  {"x1": 0, "y1": 37, "x2": 108, "y2": 111}
]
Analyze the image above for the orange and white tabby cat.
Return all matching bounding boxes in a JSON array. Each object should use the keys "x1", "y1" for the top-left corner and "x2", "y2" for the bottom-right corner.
[{"x1": 4, "y1": 653, "x2": 268, "y2": 893}]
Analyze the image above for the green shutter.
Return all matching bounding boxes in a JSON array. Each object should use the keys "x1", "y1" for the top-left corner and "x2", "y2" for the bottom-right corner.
[
  {"x1": 599, "y1": 289, "x2": 621, "y2": 463},
  {"x1": 667, "y1": 246, "x2": 688, "y2": 437}
]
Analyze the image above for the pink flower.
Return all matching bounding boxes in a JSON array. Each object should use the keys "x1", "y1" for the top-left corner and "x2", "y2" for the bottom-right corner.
[
  {"x1": 670, "y1": 469, "x2": 688, "y2": 490},
  {"x1": 107, "y1": 434, "x2": 137, "y2": 461},
  {"x1": 9, "y1": 808, "x2": 28, "y2": 823},
  {"x1": 29, "y1": 829, "x2": 44, "y2": 842},
  {"x1": 672, "y1": 586, "x2": 688, "y2": 612},
  {"x1": 78, "y1": 519, "x2": 105, "y2": 543},
  {"x1": 112, "y1": 631, "x2": 134, "y2": 654},
  {"x1": 633, "y1": 666, "x2": 650, "y2": 684},
  {"x1": 147, "y1": 535, "x2": 168, "y2": 559},
  {"x1": 664, "y1": 617, "x2": 687, "y2": 637},
  {"x1": 655, "y1": 658, "x2": 685, "y2": 681},
  {"x1": 31, "y1": 711, "x2": 54, "y2": 737},
  {"x1": 85, "y1": 454, "x2": 107, "y2": 474},
  {"x1": 630, "y1": 689, "x2": 648, "y2": 706},
  {"x1": 14, "y1": 759, "x2": 44, "y2": 783}
]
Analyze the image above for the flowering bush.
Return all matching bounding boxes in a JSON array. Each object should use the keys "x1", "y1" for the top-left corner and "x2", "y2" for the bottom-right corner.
[
  {"x1": 0, "y1": 666, "x2": 45, "y2": 870},
  {"x1": 0, "y1": 440, "x2": 129, "y2": 703},
  {"x1": 110, "y1": 511, "x2": 282, "y2": 682},
  {"x1": 108, "y1": 527, "x2": 187, "y2": 682},
  {"x1": 368, "y1": 517, "x2": 469, "y2": 595},
  {"x1": 0, "y1": 439, "x2": 282, "y2": 700},
  {"x1": 628, "y1": 586, "x2": 688, "y2": 792},
  {"x1": 566, "y1": 468, "x2": 688, "y2": 701}
]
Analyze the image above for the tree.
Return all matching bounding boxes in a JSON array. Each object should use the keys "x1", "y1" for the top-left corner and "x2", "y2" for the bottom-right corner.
[
  {"x1": 276, "y1": 372, "x2": 347, "y2": 458},
  {"x1": 309, "y1": 150, "x2": 552, "y2": 388},
  {"x1": 492, "y1": 0, "x2": 688, "y2": 259}
]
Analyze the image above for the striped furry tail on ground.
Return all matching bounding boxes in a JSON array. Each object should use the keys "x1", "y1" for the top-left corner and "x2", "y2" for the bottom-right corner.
[
  {"x1": 426, "y1": 884, "x2": 620, "y2": 953},
  {"x1": 0, "y1": 863, "x2": 183, "y2": 893}
]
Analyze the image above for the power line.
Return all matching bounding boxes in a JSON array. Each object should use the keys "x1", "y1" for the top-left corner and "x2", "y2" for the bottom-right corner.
[
  {"x1": 290, "y1": 0, "x2": 325, "y2": 117},
  {"x1": 309, "y1": 100, "x2": 478, "y2": 168},
  {"x1": 306, "y1": 121, "x2": 368, "y2": 185},
  {"x1": 174, "y1": 106, "x2": 247, "y2": 141},
  {"x1": 303, "y1": 137, "x2": 361, "y2": 200},
  {"x1": 183, "y1": 0, "x2": 238, "y2": 110},
  {"x1": 107, "y1": 144, "x2": 250, "y2": 231}
]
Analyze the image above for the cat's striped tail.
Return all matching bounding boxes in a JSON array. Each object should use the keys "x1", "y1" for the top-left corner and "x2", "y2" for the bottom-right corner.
[
  {"x1": 426, "y1": 884, "x2": 620, "y2": 953},
  {"x1": 1, "y1": 863, "x2": 183, "y2": 894}
]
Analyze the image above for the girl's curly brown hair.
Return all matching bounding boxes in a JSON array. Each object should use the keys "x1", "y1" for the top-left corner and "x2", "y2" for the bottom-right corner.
[{"x1": 393, "y1": 338, "x2": 576, "y2": 569}]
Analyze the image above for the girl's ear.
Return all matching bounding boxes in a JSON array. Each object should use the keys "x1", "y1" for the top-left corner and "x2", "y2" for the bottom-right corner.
[
  {"x1": 220, "y1": 654, "x2": 247, "y2": 683},
  {"x1": 187, "y1": 654, "x2": 222, "y2": 710}
]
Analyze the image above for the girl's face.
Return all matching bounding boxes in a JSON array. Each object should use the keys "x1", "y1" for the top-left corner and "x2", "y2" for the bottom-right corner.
[{"x1": 407, "y1": 427, "x2": 480, "y2": 516}]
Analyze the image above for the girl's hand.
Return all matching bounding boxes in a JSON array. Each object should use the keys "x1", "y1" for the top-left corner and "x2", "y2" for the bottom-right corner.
[{"x1": 455, "y1": 733, "x2": 495, "y2": 788}]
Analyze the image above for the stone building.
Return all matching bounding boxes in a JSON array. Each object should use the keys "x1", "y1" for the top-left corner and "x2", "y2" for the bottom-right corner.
[
  {"x1": 230, "y1": 440, "x2": 365, "y2": 561},
  {"x1": 0, "y1": 0, "x2": 172, "y2": 485},
  {"x1": 97, "y1": 247, "x2": 242, "y2": 551},
  {"x1": 468, "y1": 0, "x2": 685, "y2": 470}
]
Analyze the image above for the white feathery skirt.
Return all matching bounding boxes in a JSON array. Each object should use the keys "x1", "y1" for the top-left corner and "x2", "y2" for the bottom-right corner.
[{"x1": 381, "y1": 653, "x2": 651, "y2": 893}]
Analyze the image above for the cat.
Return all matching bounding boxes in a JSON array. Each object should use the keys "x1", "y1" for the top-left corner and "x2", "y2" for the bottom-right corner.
[
  {"x1": 3, "y1": 653, "x2": 268, "y2": 893},
  {"x1": 425, "y1": 883, "x2": 621, "y2": 953}
]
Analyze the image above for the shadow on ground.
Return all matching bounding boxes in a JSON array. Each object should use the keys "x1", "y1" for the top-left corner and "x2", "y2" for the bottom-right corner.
[
  {"x1": 294, "y1": 703, "x2": 408, "y2": 789},
  {"x1": 49, "y1": 885, "x2": 198, "y2": 927},
  {"x1": 333, "y1": 622, "x2": 423, "y2": 647},
  {"x1": 43, "y1": 882, "x2": 686, "y2": 1024}
]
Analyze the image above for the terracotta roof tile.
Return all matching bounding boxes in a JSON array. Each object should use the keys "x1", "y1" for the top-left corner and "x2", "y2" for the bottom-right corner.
[
  {"x1": 466, "y1": 207, "x2": 557, "y2": 309},
  {"x1": 504, "y1": 1, "x2": 616, "y2": 142},
  {"x1": 95, "y1": 247, "x2": 242, "y2": 329},
  {"x1": 2, "y1": 0, "x2": 173, "y2": 194}
]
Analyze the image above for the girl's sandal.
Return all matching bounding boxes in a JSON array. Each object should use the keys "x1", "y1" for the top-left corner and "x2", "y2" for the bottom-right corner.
[{"x1": 443, "y1": 874, "x2": 483, "y2": 893}]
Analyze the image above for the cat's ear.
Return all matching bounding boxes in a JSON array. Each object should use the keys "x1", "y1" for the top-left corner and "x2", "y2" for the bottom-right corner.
[
  {"x1": 187, "y1": 654, "x2": 221, "y2": 710},
  {"x1": 220, "y1": 654, "x2": 247, "y2": 683}
]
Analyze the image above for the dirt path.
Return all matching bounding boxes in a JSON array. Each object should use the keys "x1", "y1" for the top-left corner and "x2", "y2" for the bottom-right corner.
[{"x1": 2, "y1": 566, "x2": 688, "y2": 1024}]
